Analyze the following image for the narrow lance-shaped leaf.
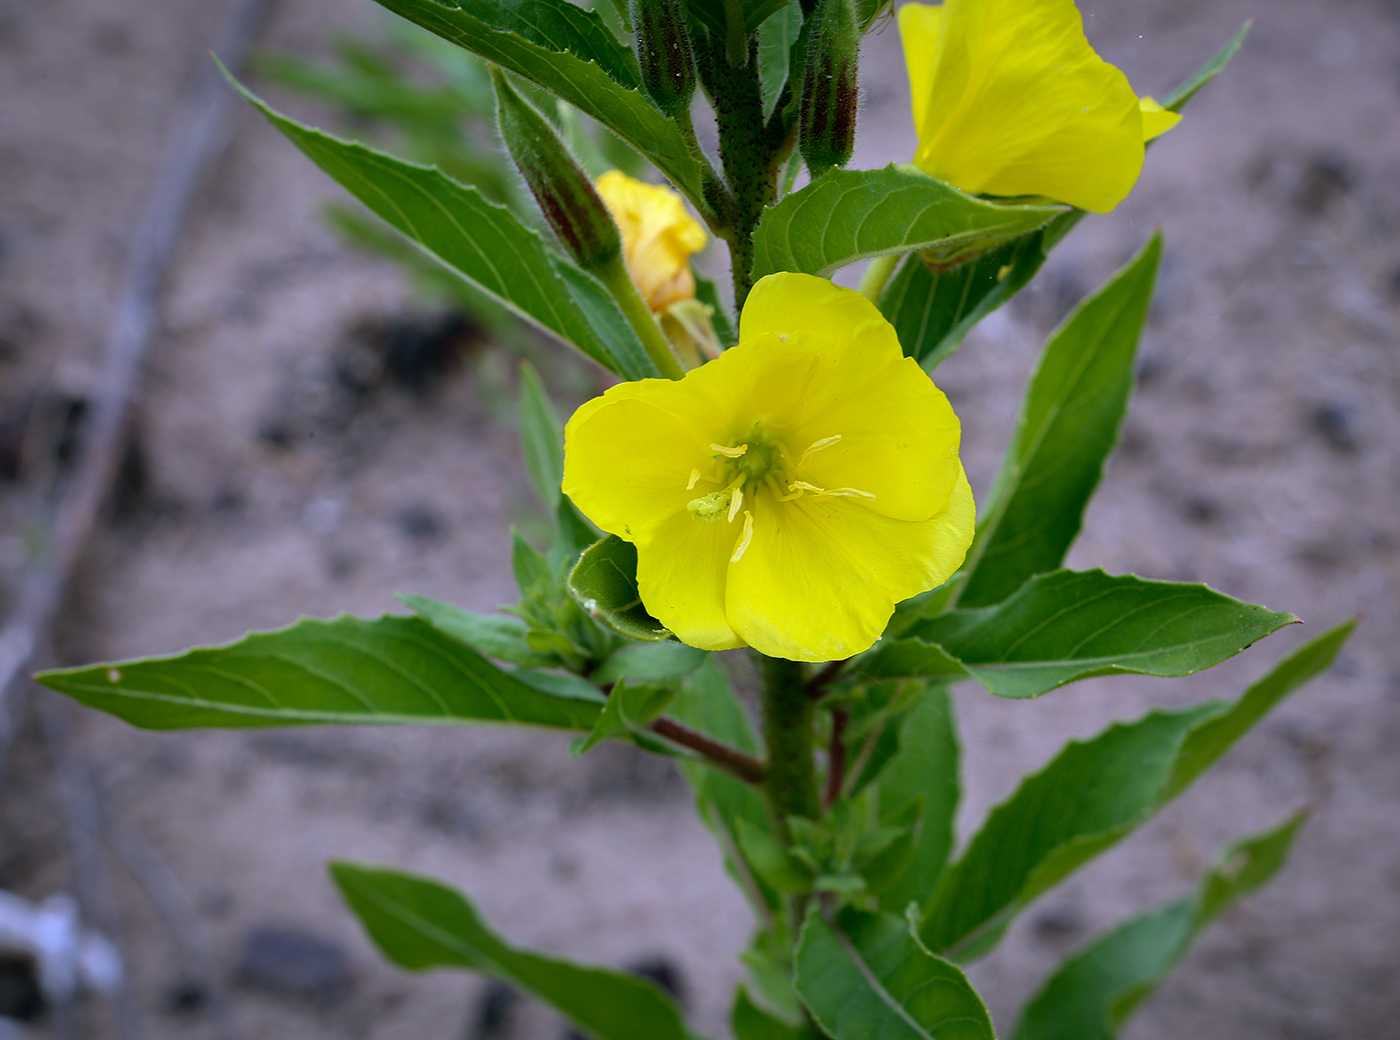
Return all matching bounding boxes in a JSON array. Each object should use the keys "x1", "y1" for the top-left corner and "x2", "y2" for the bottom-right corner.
[
  {"x1": 751, "y1": 165, "x2": 1063, "y2": 280},
  {"x1": 35, "y1": 614, "x2": 605, "y2": 731},
  {"x1": 872, "y1": 687, "x2": 961, "y2": 914},
  {"x1": 518, "y1": 360, "x2": 565, "y2": 512},
  {"x1": 918, "y1": 621, "x2": 1353, "y2": 959},
  {"x1": 372, "y1": 0, "x2": 711, "y2": 213},
  {"x1": 795, "y1": 908, "x2": 995, "y2": 1040},
  {"x1": 570, "y1": 680, "x2": 676, "y2": 755},
  {"x1": 228, "y1": 73, "x2": 658, "y2": 381},
  {"x1": 891, "y1": 569, "x2": 1297, "y2": 700},
  {"x1": 955, "y1": 234, "x2": 1161, "y2": 608},
  {"x1": 1011, "y1": 810, "x2": 1306, "y2": 1040},
  {"x1": 332, "y1": 863, "x2": 695, "y2": 1040}
]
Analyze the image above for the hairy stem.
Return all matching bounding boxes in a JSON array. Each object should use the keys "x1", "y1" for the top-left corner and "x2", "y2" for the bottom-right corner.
[
  {"x1": 595, "y1": 257, "x2": 686, "y2": 379},
  {"x1": 759, "y1": 654, "x2": 820, "y2": 835},
  {"x1": 858, "y1": 253, "x2": 901, "y2": 302}
]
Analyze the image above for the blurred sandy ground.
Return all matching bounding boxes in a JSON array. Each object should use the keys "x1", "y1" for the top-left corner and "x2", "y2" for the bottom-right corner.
[{"x1": 1, "y1": 0, "x2": 1397, "y2": 1037}]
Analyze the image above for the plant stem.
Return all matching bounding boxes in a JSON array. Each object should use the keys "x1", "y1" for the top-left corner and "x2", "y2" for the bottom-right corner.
[
  {"x1": 649, "y1": 717, "x2": 766, "y2": 785},
  {"x1": 823, "y1": 708, "x2": 848, "y2": 810},
  {"x1": 759, "y1": 654, "x2": 819, "y2": 837},
  {"x1": 858, "y1": 253, "x2": 900, "y2": 302},
  {"x1": 595, "y1": 257, "x2": 686, "y2": 379}
]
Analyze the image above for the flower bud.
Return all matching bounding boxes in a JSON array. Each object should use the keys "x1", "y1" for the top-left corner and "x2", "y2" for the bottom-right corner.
[
  {"x1": 799, "y1": 0, "x2": 860, "y2": 180},
  {"x1": 630, "y1": 0, "x2": 696, "y2": 118},
  {"x1": 491, "y1": 68, "x2": 621, "y2": 270}
]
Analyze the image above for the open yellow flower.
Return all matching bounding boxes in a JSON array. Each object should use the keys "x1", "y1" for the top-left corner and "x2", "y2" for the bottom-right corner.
[
  {"x1": 562, "y1": 273, "x2": 975, "y2": 662},
  {"x1": 899, "y1": 0, "x2": 1180, "y2": 213},
  {"x1": 595, "y1": 170, "x2": 708, "y2": 312}
]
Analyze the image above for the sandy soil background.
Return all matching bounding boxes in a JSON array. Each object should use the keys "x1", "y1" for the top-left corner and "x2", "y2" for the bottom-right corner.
[{"x1": 2, "y1": 0, "x2": 1398, "y2": 1037}]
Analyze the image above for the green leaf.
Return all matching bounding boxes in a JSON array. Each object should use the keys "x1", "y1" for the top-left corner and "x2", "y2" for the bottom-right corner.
[
  {"x1": 956, "y1": 234, "x2": 1161, "y2": 608},
  {"x1": 795, "y1": 908, "x2": 995, "y2": 1040},
  {"x1": 687, "y1": 0, "x2": 795, "y2": 38},
  {"x1": 918, "y1": 621, "x2": 1352, "y2": 959},
  {"x1": 878, "y1": 211, "x2": 1077, "y2": 370},
  {"x1": 517, "y1": 360, "x2": 565, "y2": 512},
  {"x1": 693, "y1": 272, "x2": 737, "y2": 348},
  {"x1": 571, "y1": 680, "x2": 676, "y2": 754},
  {"x1": 736, "y1": 818, "x2": 815, "y2": 894},
  {"x1": 905, "y1": 569, "x2": 1298, "y2": 700},
  {"x1": 372, "y1": 0, "x2": 709, "y2": 209},
  {"x1": 1011, "y1": 810, "x2": 1305, "y2": 1040},
  {"x1": 228, "y1": 73, "x2": 657, "y2": 380},
  {"x1": 874, "y1": 688, "x2": 960, "y2": 914},
  {"x1": 752, "y1": 165, "x2": 1064, "y2": 280},
  {"x1": 35, "y1": 614, "x2": 604, "y2": 730},
  {"x1": 591, "y1": 641, "x2": 708, "y2": 685},
  {"x1": 732, "y1": 986, "x2": 811, "y2": 1040},
  {"x1": 331, "y1": 863, "x2": 694, "y2": 1040},
  {"x1": 757, "y1": 2, "x2": 801, "y2": 121},
  {"x1": 398, "y1": 593, "x2": 556, "y2": 668},
  {"x1": 568, "y1": 535, "x2": 671, "y2": 641},
  {"x1": 669, "y1": 660, "x2": 778, "y2": 913},
  {"x1": 1160, "y1": 22, "x2": 1250, "y2": 112}
]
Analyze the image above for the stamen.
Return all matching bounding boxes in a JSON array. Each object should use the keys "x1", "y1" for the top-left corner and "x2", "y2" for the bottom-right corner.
[
  {"x1": 711, "y1": 443, "x2": 748, "y2": 458},
  {"x1": 731, "y1": 510, "x2": 755, "y2": 563},
  {"x1": 788, "y1": 480, "x2": 876, "y2": 501},
  {"x1": 727, "y1": 486, "x2": 744, "y2": 522},
  {"x1": 767, "y1": 474, "x2": 804, "y2": 502},
  {"x1": 686, "y1": 468, "x2": 701, "y2": 490},
  {"x1": 799, "y1": 434, "x2": 842, "y2": 467}
]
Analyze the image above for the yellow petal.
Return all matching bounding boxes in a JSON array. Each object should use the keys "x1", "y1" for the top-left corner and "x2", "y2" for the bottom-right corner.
[
  {"x1": 900, "y1": 0, "x2": 1146, "y2": 213},
  {"x1": 725, "y1": 468, "x2": 975, "y2": 661},
  {"x1": 596, "y1": 170, "x2": 707, "y2": 311},
  {"x1": 635, "y1": 509, "x2": 745, "y2": 651},
  {"x1": 737, "y1": 273, "x2": 963, "y2": 520},
  {"x1": 1138, "y1": 96, "x2": 1181, "y2": 142},
  {"x1": 562, "y1": 378, "x2": 720, "y2": 544}
]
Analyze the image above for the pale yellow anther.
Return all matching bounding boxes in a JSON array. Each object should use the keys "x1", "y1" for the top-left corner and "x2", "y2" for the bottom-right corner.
[
  {"x1": 731, "y1": 510, "x2": 755, "y2": 563},
  {"x1": 711, "y1": 443, "x2": 748, "y2": 458},
  {"x1": 686, "y1": 468, "x2": 701, "y2": 490},
  {"x1": 798, "y1": 434, "x2": 842, "y2": 467},
  {"x1": 727, "y1": 486, "x2": 744, "y2": 522}
]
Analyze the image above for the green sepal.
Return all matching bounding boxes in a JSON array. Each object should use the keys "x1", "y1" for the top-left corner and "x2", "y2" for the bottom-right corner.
[
  {"x1": 568, "y1": 534, "x2": 671, "y2": 641},
  {"x1": 492, "y1": 67, "x2": 622, "y2": 270}
]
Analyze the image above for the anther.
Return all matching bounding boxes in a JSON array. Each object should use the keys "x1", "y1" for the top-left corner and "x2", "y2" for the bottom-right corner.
[
  {"x1": 727, "y1": 486, "x2": 744, "y2": 522},
  {"x1": 686, "y1": 468, "x2": 701, "y2": 490},
  {"x1": 711, "y1": 443, "x2": 748, "y2": 458},
  {"x1": 731, "y1": 510, "x2": 755, "y2": 562}
]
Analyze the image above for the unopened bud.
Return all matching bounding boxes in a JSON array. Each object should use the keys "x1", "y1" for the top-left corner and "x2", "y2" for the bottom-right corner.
[
  {"x1": 631, "y1": 0, "x2": 696, "y2": 118},
  {"x1": 799, "y1": 0, "x2": 859, "y2": 180},
  {"x1": 492, "y1": 68, "x2": 621, "y2": 270}
]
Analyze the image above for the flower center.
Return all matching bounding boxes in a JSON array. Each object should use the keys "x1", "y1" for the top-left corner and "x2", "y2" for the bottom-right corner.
[{"x1": 685, "y1": 425, "x2": 874, "y2": 563}]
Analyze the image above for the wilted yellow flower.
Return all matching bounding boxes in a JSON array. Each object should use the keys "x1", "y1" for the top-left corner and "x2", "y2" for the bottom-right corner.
[
  {"x1": 562, "y1": 273, "x2": 975, "y2": 662},
  {"x1": 899, "y1": 0, "x2": 1180, "y2": 213},
  {"x1": 595, "y1": 170, "x2": 708, "y2": 312}
]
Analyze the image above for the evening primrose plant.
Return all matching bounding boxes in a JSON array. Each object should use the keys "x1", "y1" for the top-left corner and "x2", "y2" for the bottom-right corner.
[{"x1": 39, "y1": 2, "x2": 1348, "y2": 1038}]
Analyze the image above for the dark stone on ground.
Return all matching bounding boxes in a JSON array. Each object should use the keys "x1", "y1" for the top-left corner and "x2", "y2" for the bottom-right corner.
[{"x1": 235, "y1": 925, "x2": 353, "y2": 1004}]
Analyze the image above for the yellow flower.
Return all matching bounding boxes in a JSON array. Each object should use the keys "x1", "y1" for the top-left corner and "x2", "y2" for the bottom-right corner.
[
  {"x1": 562, "y1": 273, "x2": 975, "y2": 662},
  {"x1": 595, "y1": 170, "x2": 708, "y2": 312},
  {"x1": 899, "y1": 0, "x2": 1180, "y2": 213}
]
